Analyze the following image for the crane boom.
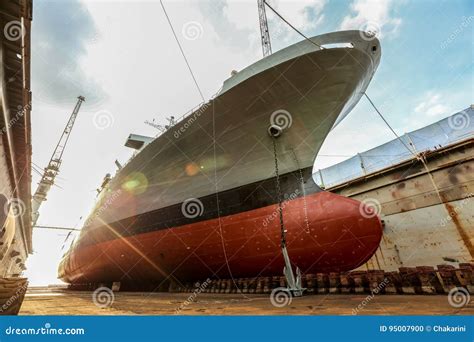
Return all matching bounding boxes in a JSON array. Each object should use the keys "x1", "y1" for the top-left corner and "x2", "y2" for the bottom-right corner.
[
  {"x1": 31, "y1": 96, "x2": 85, "y2": 227},
  {"x1": 258, "y1": 0, "x2": 272, "y2": 57},
  {"x1": 34, "y1": 225, "x2": 80, "y2": 232}
]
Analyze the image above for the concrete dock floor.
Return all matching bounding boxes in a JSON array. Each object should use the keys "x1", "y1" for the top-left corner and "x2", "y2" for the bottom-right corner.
[{"x1": 19, "y1": 287, "x2": 473, "y2": 315}]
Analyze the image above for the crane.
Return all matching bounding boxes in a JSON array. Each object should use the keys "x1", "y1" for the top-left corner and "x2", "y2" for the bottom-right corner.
[
  {"x1": 258, "y1": 0, "x2": 272, "y2": 57},
  {"x1": 31, "y1": 96, "x2": 85, "y2": 227}
]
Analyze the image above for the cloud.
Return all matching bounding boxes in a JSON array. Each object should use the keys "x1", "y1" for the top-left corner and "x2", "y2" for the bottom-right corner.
[
  {"x1": 339, "y1": 0, "x2": 402, "y2": 39},
  {"x1": 266, "y1": 0, "x2": 327, "y2": 45},
  {"x1": 414, "y1": 92, "x2": 451, "y2": 117},
  {"x1": 198, "y1": 0, "x2": 327, "y2": 52},
  {"x1": 32, "y1": 0, "x2": 107, "y2": 106},
  {"x1": 271, "y1": 0, "x2": 326, "y2": 30},
  {"x1": 197, "y1": 0, "x2": 258, "y2": 52}
]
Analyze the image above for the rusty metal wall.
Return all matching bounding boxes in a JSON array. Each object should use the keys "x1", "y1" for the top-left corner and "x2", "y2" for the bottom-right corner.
[{"x1": 325, "y1": 139, "x2": 474, "y2": 271}]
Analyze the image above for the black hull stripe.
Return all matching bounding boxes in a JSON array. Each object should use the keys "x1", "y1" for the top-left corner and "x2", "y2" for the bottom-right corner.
[{"x1": 78, "y1": 167, "x2": 320, "y2": 247}]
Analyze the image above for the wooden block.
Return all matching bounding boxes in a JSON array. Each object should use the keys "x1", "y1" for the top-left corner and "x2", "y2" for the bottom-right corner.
[
  {"x1": 351, "y1": 271, "x2": 368, "y2": 293},
  {"x1": 368, "y1": 270, "x2": 386, "y2": 294},
  {"x1": 316, "y1": 273, "x2": 329, "y2": 294},
  {"x1": 399, "y1": 267, "x2": 421, "y2": 294},
  {"x1": 329, "y1": 272, "x2": 340, "y2": 294},
  {"x1": 340, "y1": 273, "x2": 354, "y2": 294},
  {"x1": 262, "y1": 277, "x2": 271, "y2": 294},
  {"x1": 111, "y1": 282, "x2": 121, "y2": 292},
  {"x1": 415, "y1": 266, "x2": 441, "y2": 294},
  {"x1": 255, "y1": 278, "x2": 263, "y2": 294},
  {"x1": 305, "y1": 274, "x2": 316, "y2": 293},
  {"x1": 436, "y1": 265, "x2": 459, "y2": 293}
]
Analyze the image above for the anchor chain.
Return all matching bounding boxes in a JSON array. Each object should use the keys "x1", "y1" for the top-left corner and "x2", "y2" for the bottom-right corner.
[
  {"x1": 271, "y1": 137, "x2": 286, "y2": 247},
  {"x1": 291, "y1": 149, "x2": 310, "y2": 233}
]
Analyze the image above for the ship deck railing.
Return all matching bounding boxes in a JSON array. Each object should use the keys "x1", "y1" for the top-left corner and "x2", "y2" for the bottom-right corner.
[{"x1": 121, "y1": 87, "x2": 223, "y2": 170}]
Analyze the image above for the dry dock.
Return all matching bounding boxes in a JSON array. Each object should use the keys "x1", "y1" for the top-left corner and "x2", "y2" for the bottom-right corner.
[
  {"x1": 19, "y1": 112, "x2": 474, "y2": 316},
  {"x1": 20, "y1": 287, "x2": 473, "y2": 315}
]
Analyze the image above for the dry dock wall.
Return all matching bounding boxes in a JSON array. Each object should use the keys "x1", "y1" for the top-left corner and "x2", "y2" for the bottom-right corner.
[
  {"x1": 0, "y1": 0, "x2": 33, "y2": 278},
  {"x1": 324, "y1": 139, "x2": 473, "y2": 272}
]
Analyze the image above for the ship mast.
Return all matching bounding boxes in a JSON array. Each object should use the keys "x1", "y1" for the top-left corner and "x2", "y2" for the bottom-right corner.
[
  {"x1": 258, "y1": 0, "x2": 272, "y2": 57},
  {"x1": 31, "y1": 96, "x2": 85, "y2": 227}
]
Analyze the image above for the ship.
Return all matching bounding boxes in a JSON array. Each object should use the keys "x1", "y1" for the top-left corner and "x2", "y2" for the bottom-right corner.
[
  {"x1": 0, "y1": 0, "x2": 32, "y2": 313},
  {"x1": 59, "y1": 30, "x2": 383, "y2": 290}
]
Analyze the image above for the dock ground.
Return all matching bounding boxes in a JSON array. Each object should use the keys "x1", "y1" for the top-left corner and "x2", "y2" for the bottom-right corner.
[{"x1": 20, "y1": 287, "x2": 473, "y2": 315}]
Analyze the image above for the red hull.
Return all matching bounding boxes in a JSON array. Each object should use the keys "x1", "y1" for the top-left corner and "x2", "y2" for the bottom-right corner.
[{"x1": 60, "y1": 191, "x2": 382, "y2": 285}]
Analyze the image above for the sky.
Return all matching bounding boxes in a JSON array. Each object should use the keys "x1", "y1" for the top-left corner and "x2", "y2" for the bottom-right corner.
[{"x1": 25, "y1": 0, "x2": 473, "y2": 285}]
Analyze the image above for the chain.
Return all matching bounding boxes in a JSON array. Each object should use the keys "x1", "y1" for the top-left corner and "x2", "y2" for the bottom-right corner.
[
  {"x1": 272, "y1": 137, "x2": 286, "y2": 248},
  {"x1": 291, "y1": 149, "x2": 310, "y2": 233}
]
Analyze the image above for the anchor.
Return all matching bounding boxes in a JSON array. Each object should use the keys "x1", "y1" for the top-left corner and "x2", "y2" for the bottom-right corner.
[{"x1": 282, "y1": 245, "x2": 305, "y2": 297}]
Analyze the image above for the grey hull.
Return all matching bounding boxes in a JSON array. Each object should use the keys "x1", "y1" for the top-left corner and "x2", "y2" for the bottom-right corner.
[{"x1": 85, "y1": 30, "x2": 381, "y2": 229}]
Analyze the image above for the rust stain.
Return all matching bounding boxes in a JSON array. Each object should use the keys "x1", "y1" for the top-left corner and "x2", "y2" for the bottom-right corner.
[
  {"x1": 448, "y1": 165, "x2": 462, "y2": 184},
  {"x1": 396, "y1": 182, "x2": 406, "y2": 189},
  {"x1": 444, "y1": 202, "x2": 474, "y2": 259}
]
